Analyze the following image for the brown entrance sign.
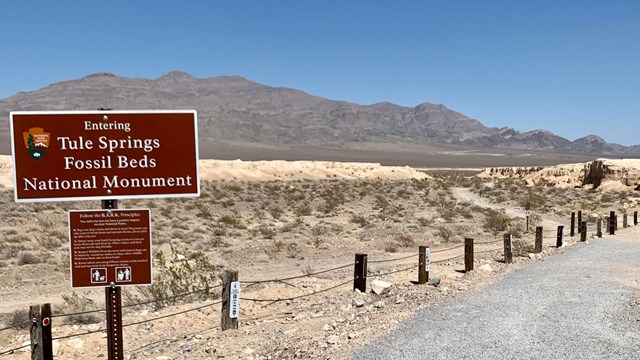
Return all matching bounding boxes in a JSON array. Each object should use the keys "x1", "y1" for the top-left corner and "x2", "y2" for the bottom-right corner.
[
  {"x1": 69, "y1": 209, "x2": 152, "y2": 288},
  {"x1": 10, "y1": 110, "x2": 199, "y2": 202}
]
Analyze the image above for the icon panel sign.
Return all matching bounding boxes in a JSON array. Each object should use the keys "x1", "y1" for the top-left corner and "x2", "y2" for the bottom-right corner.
[{"x1": 69, "y1": 209, "x2": 152, "y2": 288}]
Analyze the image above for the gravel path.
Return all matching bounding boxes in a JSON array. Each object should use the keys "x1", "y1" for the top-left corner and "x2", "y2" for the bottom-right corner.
[{"x1": 351, "y1": 231, "x2": 640, "y2": 360}]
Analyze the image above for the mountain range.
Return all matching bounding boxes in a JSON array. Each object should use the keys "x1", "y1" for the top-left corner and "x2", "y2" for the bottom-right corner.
[{"x1": 1, "y1": 71, "x2": 638, "y2": 161}]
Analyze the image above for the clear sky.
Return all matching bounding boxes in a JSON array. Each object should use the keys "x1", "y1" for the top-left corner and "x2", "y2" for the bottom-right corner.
[{"x1": 1, "y1": 1, "x2": 639, "y2": 145}]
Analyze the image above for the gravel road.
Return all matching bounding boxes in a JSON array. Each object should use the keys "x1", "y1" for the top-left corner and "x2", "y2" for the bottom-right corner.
[{"x1": 351, "y1": 231, "x2": 640, "y2": 360}]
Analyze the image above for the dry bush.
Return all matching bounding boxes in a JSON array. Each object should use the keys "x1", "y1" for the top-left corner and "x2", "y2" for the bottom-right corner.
[
  {"x1": 8, "y1": 309, "x2": 31, "y2": 329},
  {"x1": 17, "y1": 251, "x2": 42, "y2": 265},
  {"x1": 395, "y1": 233, "x2": 415, "y2": 247},
  {"x1": 60, "y1": 292, "x2": 101, "y2": 325},
  {"x1": 436, "y1": 226, "x2": 455, "y2": 243},
  {"x1": 483, "y1": 209, "x2": 511, "y2": 235},
  {"x1": 217, "y1": 214, "x2": 245, "y2": 229},
  {"x1": 36, "y1": 235, "x2": 61, "y2": 250},
  {"x1": 258, "y1": 225, "x2": 277, "y2": 239},
  {"x1": 294, "y1": 202, "x2": 313, "y2": 216},
  {"x1": 349, "y1": 214, "x2": 368, "y2": 227},
  {"x1": 138, "y1": 245, "x2": 222, "y2": 309},
  {"x1": 286, "y1": 243, "x2": 301, "y2": 258},
  {"x1": 513, "y1": 238, "x2": 534, "y2": 257}
]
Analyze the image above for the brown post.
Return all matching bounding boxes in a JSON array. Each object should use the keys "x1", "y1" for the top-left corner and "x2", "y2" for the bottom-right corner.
[
  {"x1": 464, "y1": 238, "x2": 474, "y2": 272},
  {"x1": 577, "y1": 211, "x2": 582, "y2": 233},
  {"x1": 29, "y1": 305, "x2": 43, "y2": 360},
  {"x1": 570, "y1": 212, "x2": 575, "y2": 237},
  {"x1": 634, "y1": 211, "x2": 638, "y2": 225},
  {"x1": 609, "y1": 211, "x2": 615, "y2": 235},
  {"x1": 353, "y1": 253, "x2": 367, "y2": 293},
  {"x1": 106, "y1": 285, "x2": 123, "y2": 360},
  {"x1": 503, "y1": 234, "x2": 513, "y2": 264},
  {"x1": 221, "y1": 269, "x2": 239, "y2": 330},
  {"x1": 534, "y1": 226, "x2": 543, "y2": 253},
  {"x1": 580, "y1": 221, "x2": 587, "y2": 242},
  {"x1": 102, "y1": 199, "x2": 123, "y2": 360},
  {"x1": 615, "y1": 214, "x2": 618, "y2": 231},
  {"x1": 418, "y1": 246, "x2": 428, "y2": 284},
  {"x1": 596, "y1": 219, "x2": 602, "y2": 238},
  {"x1": 623, "y1": 213, "x2": 628, "y2": 228},
  {"x1": 556, "y1": 226, "x2": 564, "y2": 248}
]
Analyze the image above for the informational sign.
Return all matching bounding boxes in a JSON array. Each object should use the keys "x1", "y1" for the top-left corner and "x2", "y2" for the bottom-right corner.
[
  {"x1": 69, "y1": 209, "x2": 152, "y2": 288},
  {"x1": 425, "y1": 247, "x2": 431, "y2": 272},
  {"x1": 525, "y1": 210, "x2": 531, "y2": 217},
  {"x1": 10, "y1": 110, "x2": 199, "y2": 202},
  {"x1": 230, "y1": 281, "x2": 240, "y2": 319}
]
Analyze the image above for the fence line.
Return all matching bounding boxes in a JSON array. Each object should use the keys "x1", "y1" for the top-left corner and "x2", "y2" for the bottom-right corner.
[{"x1": 6, "y1": 210, "x2": 622, "y2": 358}]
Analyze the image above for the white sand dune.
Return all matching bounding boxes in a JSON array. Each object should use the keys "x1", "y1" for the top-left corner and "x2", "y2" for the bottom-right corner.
[{"x1": 0, "y1": 155, "x2": 428, "y2": 189}]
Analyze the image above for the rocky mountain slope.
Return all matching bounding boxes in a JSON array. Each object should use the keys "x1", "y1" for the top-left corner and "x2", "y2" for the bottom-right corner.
[{"x1": 0, "y1": 71, "x2": 636, "y2": 157}]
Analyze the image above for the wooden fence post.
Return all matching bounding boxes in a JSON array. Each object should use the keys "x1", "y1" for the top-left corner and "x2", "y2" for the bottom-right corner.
[
  {"x1": 534, "y1": 226, "x2": 543, "y2": 253},
  {"x1": 596, "y1": 219, "x2": 602, "y2": 238},
  {"x1": 556, "y1": 226, "x2": 563, "y2": 248},
  {"x1": 615, "y1": 214, "x2": 618, "y2": 231},
  {"x1": 353, "y1": 254, "x2": 367, "y2": 293},
  {"x1": 29, "y1": 304, "x2": 52, "y2": 360},
  {"x1": 623, "y1": 213, "x2": 628, "y2": 228},
  {"x1": 580, "y1": 221, "x2": 587, "y2": 242},
  {"x1": 577, "y1": 211, "x2": 582, "y2": 233},
  {"x1": 464, "y1": 238, "x2": 474, "y2": 272},
  {"x1": 221, "y1": 269, "x2": 239, "y2": 330},
  {"x1": 609, "y1": 211, "x2": 615, "y2": 235},
  {"x1": 634, "y1": 211, "x2": 638, "y2": 225},
  {"x1": 570, "y1": 212, "x2": 575, "y2": 237},
  {"x1": 418, "y1": 246, "x2": 428, "y2": 284},
  {"x1": 503, "y1": 234, "x2": 513, "y2": 264}
]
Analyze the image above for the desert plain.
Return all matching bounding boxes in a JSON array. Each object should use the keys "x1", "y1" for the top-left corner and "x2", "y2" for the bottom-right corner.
[{"x1": 1, "y1": 155, "x2": 639, "y2": 359}]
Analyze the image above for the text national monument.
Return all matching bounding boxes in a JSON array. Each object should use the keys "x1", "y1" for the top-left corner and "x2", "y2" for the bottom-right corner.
[{"x1": 10, "y1": 110, "x2": 200, "y2": 202}]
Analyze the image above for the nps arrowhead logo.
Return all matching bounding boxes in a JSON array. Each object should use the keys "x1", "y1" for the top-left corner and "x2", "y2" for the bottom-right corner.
[{"x1": 22, "y1": 127, "x2": 50, "y2": 161}]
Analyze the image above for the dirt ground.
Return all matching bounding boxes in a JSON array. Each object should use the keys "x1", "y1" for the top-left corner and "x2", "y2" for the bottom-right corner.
[{"x1": 0, "y1": 157, "x2": 638, "y2": 359}]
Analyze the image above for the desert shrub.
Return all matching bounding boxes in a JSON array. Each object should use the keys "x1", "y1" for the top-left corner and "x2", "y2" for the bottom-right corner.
[
  {"x1": 0, "y1": 243, "x2": 24, "y2": 260},
  {"x1": 395, "y1": 233, "x2": 415, "y2": 247},
  {"x1": 8, "y1": 310, "x2": 30, "y2": 329},
  {"x1": 438, "y1": 206, "x2": 457, "y2": 221},
  {"x1": 513, "y1": 237, "x2": 534, "y2": 257},
  {"x1": 294, "y1": 202, "x2": 313, "y2": 216},
  {"x1": 396, "y1": 189, "x2": 411, "y2": 199},
  {"x1": 217, "y1": 214, "x2": 245, "y2": 229},
  {"x1": 258, "y1": 225, "x2": 277, "y2": 239},
  {"x1": 17, "y1": 251, "x2": 42, "y2": 265},
  {"x1": 436, "y1": 226, "x2": 455, "y2": 243},
  {"x1": 268, "y1": 205, "x2": 284, "y2": 219},
  {"x1": 138, "y1": 245, "x2": 222, "y2": 309},
  {"x1": 286, "y1": 243, "x2": 301, "y2": 258},
  {"x1": 61, "y1": 292, "x2": 101, "y2": 324},
  {"x1": 417, "y1": 217, "x2": 430, "y2": 227},
  {"x1": 349, "y1": 214, "x2": 368, "y2": 227},
  {"x1": 483, "y1": 209, "x2": 512, "y2": 235},
  {"x1": 36, "y1": 235, "x2": 61, "y2": 250},
  {"x1": 311, "y1": 224, "x2": 331, "y2": 237}
]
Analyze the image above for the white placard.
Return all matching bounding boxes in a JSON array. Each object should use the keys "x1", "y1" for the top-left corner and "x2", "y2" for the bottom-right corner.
[
  {"x1": 425, "y1": 248, "x2": 431, "y2": 271},
  {"x1": 230, "y1": 281, "x2": 240, "y2": 319}
]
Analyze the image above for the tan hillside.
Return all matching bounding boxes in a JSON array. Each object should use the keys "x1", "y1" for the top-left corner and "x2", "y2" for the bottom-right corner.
[{"x1": 479, "y1": 158, "x2": 640, "y2": 192}]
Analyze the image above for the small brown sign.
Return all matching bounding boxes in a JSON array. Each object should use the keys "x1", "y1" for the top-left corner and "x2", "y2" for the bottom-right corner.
[
  {"x1": 69, "y1": 209, "x2": 152, "y2": 288},
  {"x1": 11, "y1": 110, "x2": 199, "y2": 202},
  {"x1": 525, "y1": 201, "x2": 531, "y2": 210}
]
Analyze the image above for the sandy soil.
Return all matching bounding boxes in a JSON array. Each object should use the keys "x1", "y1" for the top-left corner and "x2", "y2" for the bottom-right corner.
[{"x1": 0, "y1": 156, "x2": 638, "y2": 359}]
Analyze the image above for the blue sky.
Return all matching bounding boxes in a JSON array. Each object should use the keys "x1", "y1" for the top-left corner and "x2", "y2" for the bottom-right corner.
[{"x1": 1, "y1": 1, "x2": 639, "y2": 145}]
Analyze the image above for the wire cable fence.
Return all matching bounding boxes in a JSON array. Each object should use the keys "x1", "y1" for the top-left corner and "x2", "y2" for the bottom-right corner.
[{"x1": 3, "y1": 219, "x2": 592, "y2": 357}]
